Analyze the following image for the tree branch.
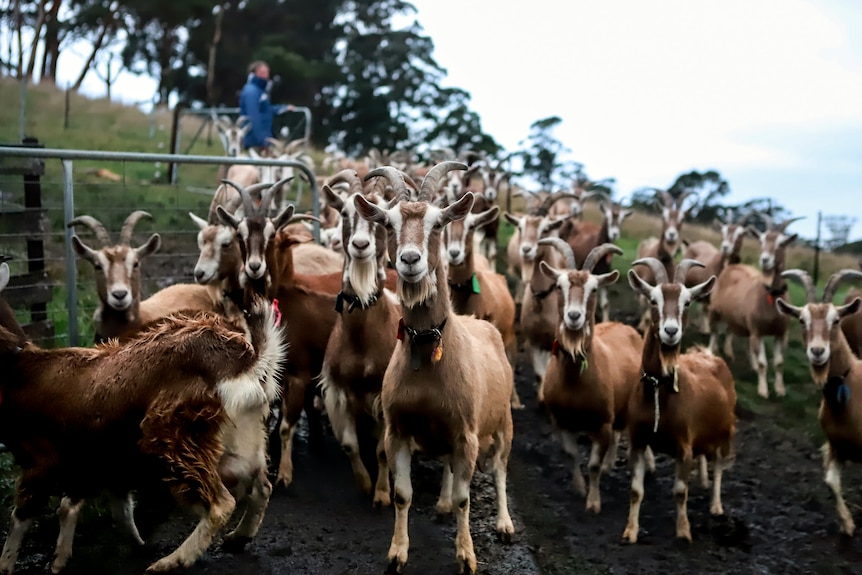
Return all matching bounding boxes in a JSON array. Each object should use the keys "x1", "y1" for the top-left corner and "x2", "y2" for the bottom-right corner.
[{"x1": 25, "y1": 0, "x2": 49, "y2": 79}]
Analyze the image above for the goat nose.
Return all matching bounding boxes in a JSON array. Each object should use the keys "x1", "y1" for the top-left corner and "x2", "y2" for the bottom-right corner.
[
  {"x1": 522, "y1": 246, "x2": 531, "y2": 254},
  {"x1": 811, "y1": 346, "x2": 826, "y2": 357},
  {"x1": 664, "y1": 325, "x2": 679, "y2": 337},
  {"x1": 111, "y1": 289, "x2": 128, "y2": 300},
  {"x1": 351, "y1": 238, "x2": 369, "y2": 250},
  {"x1": 449, "y1": 248, "x2": 460, "y2": 258},
  {"x1": 194, "y1": 269, "x2": 205, "y2": 280},
  {"x1": 248, "y1": 261, "x2": 261, "y2": 272},
  {"x1": 400, "y1": 251, "x2": 420, "y2": 265}
]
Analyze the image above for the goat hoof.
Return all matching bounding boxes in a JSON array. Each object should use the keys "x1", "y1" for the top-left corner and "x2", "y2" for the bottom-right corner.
[
  {"x1": 496, "y1": 521, "x2": 515, "y2": 544},
  {"x1": 221, "y1": 533, "x2": 252, "y2": 553},
  {"x1": 385, "y1": 557, "x2": 404, "y2": 574},
  {"x1": 586, "y1": 501, "x2": 601, "y2": 514},
  {"x1": 710, "y1": 503, "x2": 724, "y2": 516},
  {"x1": 622, "y1": 527, "x2": 638, "y2": 544},
  {"x1": 373, "y1": 491, "x2": 391, "y2": 508},
  {"x1": 457, "y1": 554, "x2": 477, "y2": 574},
  {"x1": 435, "y1": 501, "x2": 453, "y2": 515}
]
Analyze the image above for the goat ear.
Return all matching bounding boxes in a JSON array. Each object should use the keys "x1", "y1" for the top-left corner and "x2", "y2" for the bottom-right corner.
[
  {"x1": 136, "y1": 234, "x2": 161, "y2": 258},
  {"x1": 440, "y1": 192, "x2": 475, "y2": 226},
  {"x1": 189, "y1": 212, "x2": 208, "y2": 231},
  {"x1": 775, "y1": 297, "x2": 802, "y2": 319},
  {"x1": 712, "y1": 219, "x2": 723, "y2": 232},
  {"x1": 503, "y1": 212, "x2": 521, "y2": 227},
  {"x1": 746, "y1": 225, "x2": 762, "y2": 240},
  {"x1": 595, "y1": 270, "x2": 620, "y2": 287},
  {"x1": 838, "y1": 297, "x2": 862, "y2": 319},
  {"x1": 321, "y1": 185, "x2": 344, "y2": 211},
  {"x1": 0, "y1": 262, "x2": 9, "y2": 293},
  {"x1": 545, "y1": 216, "x2": 567, "y2": 232},
  {"x1": 272, "y1": 205, "x2": 297, "y2": 232},
  {"x1": 627, "y1": 269, "x2": 653, "y2": 297},
  {"x1": 780, "y1": 233, "x2": 798, "y2": 247},
  {"x1": 681, "y1": 239, "x2": 690, "y2": 250},
  {"x1": 71, "y1": 235, "x2": 99, "y2": 261},
  {"x1": 470, "y1": 206, "x2": 500, "y2": 230},
  {"x1": 538, "y1": 260, "x2": 560, "y2": 281},
  {"x1": 248, "y1": 148, "x2": 261, "y2": 159},
  {"x1": 688, "y1": 275, "x2": 716, "y2": 302},
  {"x1": 620, "y1": 209, "x2": 633, "y2": 221},
  {"x1": 354, "y1": 194, "x2": 388, "y2": 225},
  {"x1": 217, "y1": 206, "x2": 242, "y2": 230}
]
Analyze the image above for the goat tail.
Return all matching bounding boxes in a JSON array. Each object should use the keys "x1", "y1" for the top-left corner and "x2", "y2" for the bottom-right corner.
[{"x1": 244, "y1": 297, "x2": 288, "y2": 405}]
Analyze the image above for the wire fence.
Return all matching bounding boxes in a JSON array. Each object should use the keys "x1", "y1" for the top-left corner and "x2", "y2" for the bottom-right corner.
[{"x1": 0, "y1": 146, "x2": 318, "y2": 348}]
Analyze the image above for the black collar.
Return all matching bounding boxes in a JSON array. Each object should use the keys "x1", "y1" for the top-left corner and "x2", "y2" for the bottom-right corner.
[
  {"x1": 397, "y1": 317, "x2": 447, "y2": 371},
  {"x1": 641, "y1": 368, "x2": 679, "y2": 394},
  {"x1": 823, "y1": 368, "x2": 852, "y2": 410},
  {"x1": 335, "y1": 289, "x2": 382, "y2": 314},
  {"x1": 552, "y1": 339, "x2": 588, "y2": 373},
  {"x1": 763, "y1": 283, "x2": 787, "y2": 304},
  {"x1": 532, "y1": 283, "x2": 556, "y2": 301},
  {"x1": 449, "y1": 272, "x2": 480, "y2": 295}
]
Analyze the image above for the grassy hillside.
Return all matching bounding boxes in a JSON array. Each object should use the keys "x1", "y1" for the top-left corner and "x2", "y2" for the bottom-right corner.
[{"x1": 1, "y1": 78, "x2": 858, "y2": 442}]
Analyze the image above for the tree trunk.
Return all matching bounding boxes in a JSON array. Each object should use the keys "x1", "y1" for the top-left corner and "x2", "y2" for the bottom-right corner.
[
  {"x1": 157, "y1": 26, "x2": 176, "y2": 104},
  {"x1": 15, "y1": 0, "x2": 23, "y2": 78},
  {"x1": 206, "y1": 4, "x2": 226, "y2": 106},
  {"x1": 25, "y1": 0, "x2": 49, "y2": 80},
  {"x1": 40, "y1": 0, "x2": 62, "y2": 84},
  {"x1": 71, "y1": 24, "x2": 110, "y2": 91}
]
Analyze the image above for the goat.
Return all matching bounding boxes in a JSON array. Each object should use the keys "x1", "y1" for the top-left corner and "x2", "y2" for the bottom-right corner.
[
  {"x1": 250, "y1": 137, "x2": 314, "y2": 213},
  {"x1": 776, "y1": 268, "x2": 862, "y2": 536},
  {"x1": 840, "y1": 258, "x2": 862, "y2": 357},
  {"x1": 69, "y1": 212, "x2": 222, "y2": 343},
  {"x1": 624, "y1": 258, "x2": 736, "y2": 543},
  {"x1": 634, "y1": 189, "x2": 694, "y2": 332},
  {"x1": 213, "y1": 114, "x2": 251, "y2": 158},
  {"x1": 707, "y1": 217, "x2": 800, "y2": 397},
  {"x1": 318, "y1": 174, "x2": 400, "y2": 506},
  {"x1": 0, "y1": 261, "x2": 286, "y2": 574},
  {"x1": 354, "y1": 162, "x2": 514, "y2": 575},
  {"x1": 443, "y1": 204, "x2": 522, "y2": 409},
  {"x1": 537, "y1": 238, "x2": 653, "y2": 512}
]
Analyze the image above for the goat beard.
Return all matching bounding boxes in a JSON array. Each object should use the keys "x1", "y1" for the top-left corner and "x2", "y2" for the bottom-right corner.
[
  {"x1": 397, "y1": 270, "x2": 438, "y2": 309},
  {"x1": 658, "y1": 343, "x2": 681, "y2": 376},
  {"x1": 345, "y1": 256, "x2": 379, "y2": 306},
  {"x1": 560, "y1": 324, "x2": 589, "y2": 359},
  {"x1": 810, "y1": 364, "x2": 829, "y2": 387}
]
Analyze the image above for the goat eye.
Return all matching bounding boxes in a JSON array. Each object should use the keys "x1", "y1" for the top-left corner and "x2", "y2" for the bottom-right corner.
[
  {"x1": 94, "y1": 264, "x2": 102, "y2": 271},
  {"x1": 221, "y1": 240, "x2": 232, "y2": 248}
]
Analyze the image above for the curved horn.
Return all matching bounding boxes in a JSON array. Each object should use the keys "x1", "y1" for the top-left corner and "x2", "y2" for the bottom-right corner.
[
  {"x1": 781, "y1": 269, "x2": 817, "y2": 303},
  {"x1": 822, "y1": 269, "x2": 862, "y2": 303},
  {"x1": 538, "y1": 237, "x2": 576, "y2": 269},
  {"x1": 260, "y1": 176, "x2": 295, "y2": 212},
  {"x1": 326, "y1": 168, "x2": 363, "y2": 197},
  {"x1": 673, "y1": 259, "x2": 705, "y2": 285},
  {"x1": 222, "y1": 179, "x2": 257, "y2": 217},
  {"x1": 536, "y1": 192, "x2": 578, "y2": 216},
  {"x1": 760, "y1": 213, "x2": 775, "y2": 231},
  {"x1": 418, "y1": 161, "x2": 468, "y2": 201},
  {"x1": 582, "y1": 243, "x2": 624, "y2": 273},
  {"x1": 631, "y1": 257, "x2": 669, "y2": 285},
  {"x1": 658, "y1": 190, "x2": 674, "y2": 207},
  {"x1": 364, "y1": 166, "x2": 409, "y2": 201},
  {"x1": 777, "y1": 216, "x2": 805, "y2": 232},
  {"x1": 675, "y1": 189, "x2": 695, "y2": 208},
  {"x1": 119, "y1": 211, "x2": 153, "y2": 245},
  {"x1": 66, "y1": 215, "x2": 111, "y2": 246}
]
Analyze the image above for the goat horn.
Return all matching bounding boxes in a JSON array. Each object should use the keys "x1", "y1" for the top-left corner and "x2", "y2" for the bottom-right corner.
[
  {"x1": 760, "y1": 213, "x2": 775, "y2": 230},
  {"x1": 365, "y1": 166, "x2": 409, "y2": 201},
  {"x1": 777, "y1": 216, "x2": 805, "y2": 232},
  {"x1": 675, "y1": 189, "x2": 695, "y2": 208},
  {"x1": 536, "y1": 192, "x2": 578, "y2": 216},
  {"x1": 260, "y1": 176, "x2": 295, "y2": 213},
  {"x1": 822, "y1": 269, "x2": 862, "y2": 303},
  {"x1": 781, "y1": 269, "x2": 817, "y2": 303},
  {"x1": 673, "y1": 259, "x2": 705, "y2": 285},
  {"x1": 327, "y1": 168, "x2": 363, "y2": 196},
  {"x1": 67, "y1": 215, "x2": 112, "y2": 246},
  {"x1": 285, "y1": 138, "x2": 307, "y2": 155},
  {"x1": 583, "y1": 243, "x2": 624, "y2": 273},
  {"x1": 288, "y1": 214, "x2": 321, "y2": 225},
  {"x1": 538, "y1": 237, "x2": 576, "y2": 269},
  {"x1": 418, "y1": 161, "x2": 468, "y2": 202},
  {"x1": 221, "y1": 179, "x2": 258, "y2": 217},
  {"x1": 631, "y1": 257, "x2": 669, "y2": 285},
  {"x1": 658, "y1": 190, "x2": 674, "y2": 207},
  {"x1": 119, "y1": 211, "x2": 153, "y2": 245}
]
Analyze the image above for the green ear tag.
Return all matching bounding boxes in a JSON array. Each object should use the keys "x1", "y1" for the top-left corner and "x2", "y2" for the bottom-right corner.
[
  {"x1": 580, "y1": 356, "x2": 589, "y2": 375},
  {"x1": 471, "y1": 273, "x2": 481, "y2": 294}
]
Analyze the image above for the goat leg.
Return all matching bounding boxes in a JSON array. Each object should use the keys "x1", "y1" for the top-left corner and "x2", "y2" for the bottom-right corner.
[
  {"x1": 749, "y1": 336, "x2": 769, "y2": 398},
  {"x1": 108, "y1": 492, "x2": 145, "y2": 545},
  {"x1": 561, "y1": 431, "x2": 587, "y2": 496},
  {"x1": 773, "y1": 334, "x2": 786, "y2": 397},
  {"x1": 824, "y1": 443, "x2": 856, "y2": 536},
  {"x1": 673, "y1": 451, "x2": 693, "y2": 541},
  {"x1": 435, "y1": 458, "x2": 454, "y2": 514},
  {"x1": 622, "y1": 449, "x2": 647, "y2": 543},
  {"x1": 52, "y1": 497, "x2": 85, "y2": 574},
  {"x1": 586, "y1": 426, "x2": 613, "y2": 514},
  {"x1": 710, "y1": 450, "x2": 725, "y2": 516},
  {"x1": 373, "y1": 430, "x2": 391, "y2": 507},
  {"x1": 492, "y1": 428, "x2": 515, "y2": 543},
  {"x1": 452, "y1": 434, "x2": 479, "y2": 575},
  {"x1": 386, "y1": 436, "x2": 413, "y2": 574}
]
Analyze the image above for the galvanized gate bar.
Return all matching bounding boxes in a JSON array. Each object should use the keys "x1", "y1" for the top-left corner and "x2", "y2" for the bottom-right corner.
[{"x1": 61, "y1": 160, "x2": 78, "y2": 346}]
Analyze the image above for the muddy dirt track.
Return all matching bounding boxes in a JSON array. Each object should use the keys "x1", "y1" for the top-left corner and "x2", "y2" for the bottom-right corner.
[{"x1": 5, "y1": 347, "x2": 862, "y2": 575}]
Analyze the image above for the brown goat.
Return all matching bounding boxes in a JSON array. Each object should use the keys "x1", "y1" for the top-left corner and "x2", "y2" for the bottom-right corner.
[
  {"x1": 537, "y1": 238, "x2": 653, "y2": 513},
  {"x1": 624, "y1": 258, "x2": 736, "y2": 543},
  {"x1": 840, "y1": 258, "x2": 862, "y2": 357},
  {"x1": 355, "y1": 163, "x2": 514, "y2": 575},
  {"x1": 0, "y1": 262, "x2": 286, "y2": 573},
  {"x1": 707, "y1": 218, "x2": 799, "y2": 398},
  {"x1": 776, "y1": 268, "x2": 862, "y2": 536}
]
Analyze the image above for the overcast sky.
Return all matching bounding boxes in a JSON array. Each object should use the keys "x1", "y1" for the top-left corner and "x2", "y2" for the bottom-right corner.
[{"x1": 57, "y1": 0, "x2": 862, "y2": 241}]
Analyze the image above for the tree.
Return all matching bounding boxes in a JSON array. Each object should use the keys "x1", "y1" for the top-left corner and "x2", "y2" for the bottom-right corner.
[
  {"x1": 516, "y1": 116, "x2": 581, "y2": 191},
  {"x1": 667, "y1": 169, "x2": 730, "y2": 223},
  {"x1": 823, "y1": 215, "x2": 858, "y2": 251}
]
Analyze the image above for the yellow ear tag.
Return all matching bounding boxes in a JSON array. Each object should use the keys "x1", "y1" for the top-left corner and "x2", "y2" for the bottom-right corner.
[{"x1": 432, "y1": 343, "x2": 443, "y2": 363}]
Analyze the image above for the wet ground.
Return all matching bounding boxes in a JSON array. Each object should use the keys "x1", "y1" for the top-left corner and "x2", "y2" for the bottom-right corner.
[{"x1": 6, "y1": 348, "x2": 862, "y2": 575}]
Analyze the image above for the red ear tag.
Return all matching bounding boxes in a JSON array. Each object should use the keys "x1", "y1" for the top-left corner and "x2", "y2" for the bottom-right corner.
[
  {"x1": 551, "y1": 339, "x2": 559, "y2": 356},
  {"x1": 272, "y1": 299, "x2": 282, "y2": 327},
  {"x1": 767, "y1": 294, "x2": 774, "y2": 305},
  {"x1": 397, "y1": 318, "x2": 405, "y2": 341}
]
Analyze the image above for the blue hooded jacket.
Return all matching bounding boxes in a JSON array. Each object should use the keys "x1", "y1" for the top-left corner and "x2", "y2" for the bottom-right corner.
[{"x1": 240, "y1": 75, "x2": 281, "y2": 150}]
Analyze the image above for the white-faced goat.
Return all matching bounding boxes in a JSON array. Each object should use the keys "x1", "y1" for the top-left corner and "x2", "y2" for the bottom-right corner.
[
  {"x1": 213, "y1": 114, "x2": 251, "y2": 158},
  {"x1": 707, "y1": 217, "x2": 800, "y2": 398},
  {"x1": 69, "y1": 211, "x2": 220, "y2": 343},
  {"x1": 537, "y1": 238, "x2": 652, "y2": 513},
  {"x1": 0, "y1": 262, "x2": 286, "y2": 574},
  {"x1": 776, "y1": 268, "x2": 862, "y2": 537},
  {"x1": 354, "y1": 162, "x2": 515, "y2": 575},
  {"x1": 624, "y1": 258, "x2": 736, "y2": 544}
]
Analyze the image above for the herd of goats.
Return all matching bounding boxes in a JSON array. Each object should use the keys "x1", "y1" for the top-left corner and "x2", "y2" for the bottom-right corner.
[{"x1": 0, "y1": 122, "x2": 861, "y2": 574}]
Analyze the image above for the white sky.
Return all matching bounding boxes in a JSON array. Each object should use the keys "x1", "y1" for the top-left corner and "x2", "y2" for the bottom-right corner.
[{"x1": 51, "y1": 0, "x2": 862, "y2": 241}]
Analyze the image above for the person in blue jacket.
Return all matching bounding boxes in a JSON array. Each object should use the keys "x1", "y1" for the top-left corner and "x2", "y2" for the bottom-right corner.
[{"x1": 239, "y1": 61, "x2": 287, "y2": 152}]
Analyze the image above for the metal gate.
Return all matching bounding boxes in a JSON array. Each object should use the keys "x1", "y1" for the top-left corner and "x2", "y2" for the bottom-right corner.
[{"x1": 0, "y1": 146, "x2": 318, "y2": 348}]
